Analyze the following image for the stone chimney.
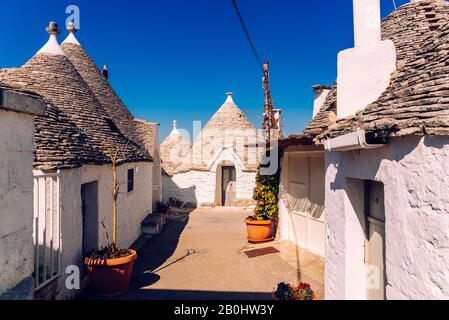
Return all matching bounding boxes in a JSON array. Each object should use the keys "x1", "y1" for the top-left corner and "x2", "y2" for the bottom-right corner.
[
  {"x1": 312, "y1": 85, "x2": 332, "y2": 118},
  {"x1": 337, "y1": 0, "x2": 397, "y2": 119},
  {"x1": 102, "y1": 65, "x2": 108, "y2": 80},
  {"x1": 353, "y1": 0, "x2": 381, "y2": 47},
  {"x1": 36, "y1": 22, "x2": 65, "y2": 56}
]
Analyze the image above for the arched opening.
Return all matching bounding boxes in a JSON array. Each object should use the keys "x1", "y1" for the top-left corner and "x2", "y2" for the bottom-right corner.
[{"x1": 215, "y1": 160, "x2": 236, "y2": 206}]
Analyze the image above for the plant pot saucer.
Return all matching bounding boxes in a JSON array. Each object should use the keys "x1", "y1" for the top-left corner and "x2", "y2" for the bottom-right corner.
[{"x1": 248, "y1": 237, "x2": 274, "y2": 244}]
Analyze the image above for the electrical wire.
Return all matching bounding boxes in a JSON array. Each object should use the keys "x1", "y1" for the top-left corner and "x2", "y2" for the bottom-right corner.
[
  {"x1": 391, "y1": 0, "x2": 415, "y2": 48},
  {"x1": 231, "y1": 0, "x2": 264, "y2": 71}
]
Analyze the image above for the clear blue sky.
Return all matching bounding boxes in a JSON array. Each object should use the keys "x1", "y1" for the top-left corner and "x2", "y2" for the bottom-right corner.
[{"x1": 0, "y1": 0, "x2": 409, "y2": 140}]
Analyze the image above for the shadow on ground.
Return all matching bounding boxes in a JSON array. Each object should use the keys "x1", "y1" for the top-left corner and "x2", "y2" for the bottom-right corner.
[
  {"x1": 80, "y1": 207, "x2": 324, "y2": 301},
  {"x1": 81, "y1": 216, "x2": 190, "y2": 300},
  {"x1": 122, "y1": 289, "x2": 272, "y2": 300},
  {"x1": 130, "y1": 219, "x2": 190, "y2": 290}
]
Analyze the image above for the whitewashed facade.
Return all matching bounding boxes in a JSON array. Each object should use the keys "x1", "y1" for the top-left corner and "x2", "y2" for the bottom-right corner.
[
  {"x1": 325, "y1": 136, "x2": 449, "y2": 300},
  {"x1": 38, "y1": 162, "x2": 153, "y2": 299},
  {"x1": 323, "y1": 0, "x2": 449, "y2": 300},
  {"x1": 0, "y1": 88, "x2": 45, "y2": 299},
  {"x1": 278, "y1": 0, "x2": 449, "y2": 300},
  {"x1": 1, "y1": 23, "x2": 158, "y2": 300}
]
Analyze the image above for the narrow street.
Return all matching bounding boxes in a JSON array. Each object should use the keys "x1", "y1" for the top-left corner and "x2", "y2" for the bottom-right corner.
[{"x1": 121, "y1": 207, "x2": 324, "y2": 300}]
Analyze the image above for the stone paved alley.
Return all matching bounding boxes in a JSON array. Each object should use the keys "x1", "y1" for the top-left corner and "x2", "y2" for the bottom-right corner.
[
  {"x1": 86, "y1": 207, "x2": 324, "y2": 300},
  {"x1": 123, "y1": 208, "x2": 324, "y2": 300}
]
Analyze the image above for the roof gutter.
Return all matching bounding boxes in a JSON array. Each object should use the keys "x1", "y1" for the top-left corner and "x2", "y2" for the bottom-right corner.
[{"x1": 324, "y1": 129, "x2": 387, "y2": 152}]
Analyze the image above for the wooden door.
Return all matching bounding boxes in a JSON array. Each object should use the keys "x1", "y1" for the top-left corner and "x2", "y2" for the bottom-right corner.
[
  {"x1": 81, "y1": 182, "x2": 99, "y2": 257},
  {"x1": 365, "y1": 180, "x2": 386, "y2": 300},
  {"x1": 222, "y1": 166, "x2": 236, "y2": 206},
  {"x1": 366, "y1": 217, "x2": 386, "y2": 300}
]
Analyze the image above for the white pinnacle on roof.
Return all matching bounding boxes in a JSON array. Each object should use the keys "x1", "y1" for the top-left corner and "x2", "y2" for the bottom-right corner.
[
  {"x1": 62, "y1": 22, "x2": 81, "y2": 46},
  {"x1": 225, "y1": 92, "x2": 235, "y2": 104},
  {"x1": 170, "y1": 120, "x2": 180, "y2": 135},
  {"x1": 36, "y1": 22, "x2": 65, "y2": 56}
]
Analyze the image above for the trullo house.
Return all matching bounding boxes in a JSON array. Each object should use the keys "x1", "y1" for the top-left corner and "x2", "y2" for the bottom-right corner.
[
  {"x1": 0, "y1": 22, "x2": 161, "y2": 299},
  {"x1": 161, "y1": 93, "x2": 259, "y2": 207},
  {"x1": 280, "y1": 0, "x2": 449, "y2": 300}
]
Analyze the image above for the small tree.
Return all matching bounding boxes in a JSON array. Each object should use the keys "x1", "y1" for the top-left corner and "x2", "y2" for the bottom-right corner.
[
  {"x1": 88, "y1": 146, "x2": 131, "y2": 260},
  {"x1": 111, "y1": 148, "x2": 120, "y2": 247}
]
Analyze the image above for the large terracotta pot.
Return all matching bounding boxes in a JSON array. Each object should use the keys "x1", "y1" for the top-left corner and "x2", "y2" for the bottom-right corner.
[
  {"x1": 245, "y1": 219, "x2": 274, "y2": 243},
  {"x1": 84, "y1": 250, "x2": 137, "y2": 296}
]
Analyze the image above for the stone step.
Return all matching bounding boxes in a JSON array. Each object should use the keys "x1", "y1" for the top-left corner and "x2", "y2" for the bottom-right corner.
[
  {"x1": 168, "y1": 207, "x2": 194, "y2": 216},
  {"x1": 141, "y1": 213, "x2": 166, "y2": 238}
]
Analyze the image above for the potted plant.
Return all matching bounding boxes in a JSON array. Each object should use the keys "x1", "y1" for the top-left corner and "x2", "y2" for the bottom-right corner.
[
  {"x1": 245, "y1": 167, "x2": 280, "y2": 243},
  {"x1": 273, "y1": 282, "x2": 318, "y2": 301},
  {"x1": 84, "y1": 149, "x2": 137, "y2": 296},
  {"x1": 156, "y1": 201, "x2": 170, "y2": 214}
]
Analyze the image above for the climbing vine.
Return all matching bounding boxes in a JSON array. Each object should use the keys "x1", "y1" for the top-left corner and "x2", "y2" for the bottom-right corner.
[{"x1": 250, "y1": 148, "x2": 281, "y2": 221}]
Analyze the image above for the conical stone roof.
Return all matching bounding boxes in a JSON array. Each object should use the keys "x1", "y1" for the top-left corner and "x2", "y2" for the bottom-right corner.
[
  {"x1": 160, "y1": 121, "x2": 191, "y2": 175},
  {"x1": 60, "y1": 27, "x2": 150, "y2": 157},
  {"x1": 173, "y1": 93, "x2": 259, "y2": 174},
  {"x1": 290, "y1": 0, "x2": 449, "y2": 143},
  {"x1": 0, "y1": 23, "x2": 149, "y2": 170}
]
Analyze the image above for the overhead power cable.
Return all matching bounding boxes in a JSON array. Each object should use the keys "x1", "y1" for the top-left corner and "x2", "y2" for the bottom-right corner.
[
  {"x1": 231, "y1": 0, "x2": 264, "y2": 71},
  {"x1": 391, "y1": 0, "x2": 415, "y2": 48}
]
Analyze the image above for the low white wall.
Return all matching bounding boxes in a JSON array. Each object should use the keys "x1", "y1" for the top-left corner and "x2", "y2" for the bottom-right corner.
[
  {"x1": 0, "y1": 110, "x2": 35, "y2": 295},
  {"x1": 163, "y1": 169, "x2": 256, "y2": 206},
  {"x1": 162, "y1": 148, "x2": 256, "y2": 206},
  {"x1": 325, "y1": 136, "x2": 449, "y2": 300},
  {"x1": 163, "y1": 170, "x2": 214, "y2": 205},
  {"x1": 54, "y1": 162, "x2": 153, "y2": 299}
]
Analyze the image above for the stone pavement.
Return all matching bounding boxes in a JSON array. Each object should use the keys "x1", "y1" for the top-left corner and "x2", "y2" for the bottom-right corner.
[{"x1": 87, "y1": 207, "x2": 324, "y2": 300}]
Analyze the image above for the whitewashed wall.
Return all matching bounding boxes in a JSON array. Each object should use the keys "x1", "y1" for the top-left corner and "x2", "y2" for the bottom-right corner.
[
  {"x1": 162, "y1": 148, "x2": 256, "y2": 206},
  {"x1": 279, "y1": 151, "x2": 325, "y2": 256},
  {"x1": 51, "y1": 162, "x2": 153, "y2": 299},
  {"x1": 163, "y1": 170, "x2": 256, "y2": 206},
  {"x1": 0, "y1": 110, "x2": 36, "y2": 296},
  {"x1": 325, "y1": 136, "x2": 449, "y2": 300}
]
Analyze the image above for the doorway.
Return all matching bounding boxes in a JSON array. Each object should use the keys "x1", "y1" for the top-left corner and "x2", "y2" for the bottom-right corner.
[
  {"x1": 221, "y1": 166, "x2": 236, "y2": 206},
  {"x1": 364, "y1": 180, "x2": 386, "y2": 300},
  {"x1": 81, "y1": 182, "x2": 99, "y2": 258}
]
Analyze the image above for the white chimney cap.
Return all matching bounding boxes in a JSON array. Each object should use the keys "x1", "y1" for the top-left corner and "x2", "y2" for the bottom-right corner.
[
  {"x1": 36, "y1": 22, "x2": 65, "y2": 56},
  {"x1": 62, "y1": 22, "x2": 81, "y2": 46}
]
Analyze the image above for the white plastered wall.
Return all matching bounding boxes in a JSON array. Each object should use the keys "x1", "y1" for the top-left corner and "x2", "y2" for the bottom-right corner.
[
  {"x1": 325, "y1": 136, "x2": 449, "y2": 300},
  {"x1": 47, "y1": 161, "x2": 153, "y2": 299},
  {"x1": 0, "y1": 110, "x2": 35, "y2": 294},
  {"x1": 162, "y1": 148, "x2": 256, "y2": 206}
]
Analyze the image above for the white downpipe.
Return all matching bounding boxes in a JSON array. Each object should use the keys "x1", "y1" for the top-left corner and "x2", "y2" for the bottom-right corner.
[{"x1": 324, "y1": 129, "x2": 385, "y2": 152}]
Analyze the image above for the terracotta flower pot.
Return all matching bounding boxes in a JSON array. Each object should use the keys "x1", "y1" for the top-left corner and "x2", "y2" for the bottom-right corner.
[
  {"x1": 84, "y1": 250, "x2": 137, "y2": 296},
  {"x1": 245, "y1": 219, "x2": 274, "y2": 243}
]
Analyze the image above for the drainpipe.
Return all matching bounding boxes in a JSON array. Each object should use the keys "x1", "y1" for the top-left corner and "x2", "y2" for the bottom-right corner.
[{"x1": 324, "y1": 129, "x2": 387, "y2": 152}]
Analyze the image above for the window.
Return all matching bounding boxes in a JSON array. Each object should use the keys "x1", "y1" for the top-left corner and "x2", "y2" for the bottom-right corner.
[{"x1": 127, "y1": 169, "x2": 135, "y2": 193}]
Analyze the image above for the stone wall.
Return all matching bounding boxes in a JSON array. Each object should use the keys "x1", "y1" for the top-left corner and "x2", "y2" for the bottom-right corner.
[
  {"x1": 163, "y1": 170, "x2": 256, "y2": 206},
  {"x1": 0, "y1": 109, "x2": 36, "y2": 297},
  {"x1": 41, "y1": 162, "x2": 153, "y2": 299},
  {"x1": 162, "y1": 149, "x2": 257, "y2": 206},
  {"x1": 325, "y1": 135, "x2": 449, "y2": 300}
]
